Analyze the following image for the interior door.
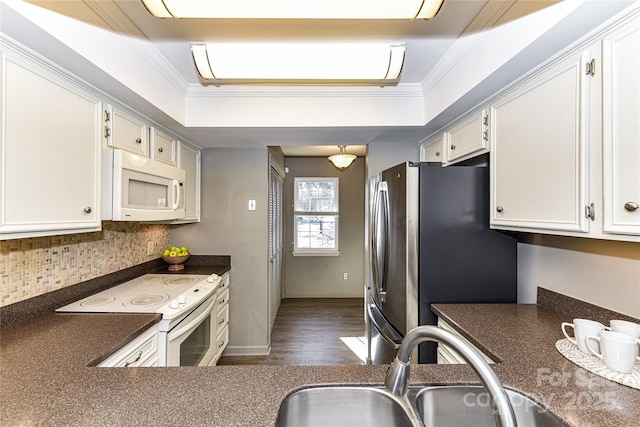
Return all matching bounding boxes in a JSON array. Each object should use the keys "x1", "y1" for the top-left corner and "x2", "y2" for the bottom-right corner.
[{"x1": 269, "y1": 158, "x2": 285, "y2": 332}]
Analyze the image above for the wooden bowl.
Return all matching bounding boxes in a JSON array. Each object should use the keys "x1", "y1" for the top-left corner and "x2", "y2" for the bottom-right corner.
[{"x1": 161, "y1": 254, "x2": 190, "y2": 271}]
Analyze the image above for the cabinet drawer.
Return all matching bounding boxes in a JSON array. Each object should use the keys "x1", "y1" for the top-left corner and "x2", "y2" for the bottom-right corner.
[
  {"x1": 150, "y1": 128, "x2": 176, "y2": 166},
  {"x1": 98, "y1": 326, "x2": 157, "y2": 367},
  {"x1": 216, "y1": 286, "x2": 230, "y2": 308},
  {"x1": 216, "y1": 302, "x2": 229, "y2": 329},
  {"x1": 215, "y1": 324, "x2": 229, "y2": 356}
]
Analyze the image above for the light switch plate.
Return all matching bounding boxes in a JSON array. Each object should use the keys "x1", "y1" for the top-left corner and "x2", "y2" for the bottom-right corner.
[{"x1": 248, "y1": 199, "x2": 256, "y2": 211}]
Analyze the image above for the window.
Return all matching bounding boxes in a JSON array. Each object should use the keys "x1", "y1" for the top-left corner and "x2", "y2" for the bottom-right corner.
[{"x1": 293, "y1": 177, "x2": 339, "y2": 256}]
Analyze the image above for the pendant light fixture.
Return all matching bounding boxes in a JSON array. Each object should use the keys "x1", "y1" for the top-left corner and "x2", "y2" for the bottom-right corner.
[
  {"x1": 190, "y1": 42, "x2": 405, "y2": 85},
  {"x1": 328, "y1": 146, "x2": 357, "y2": 170},
  {"x1": 142, "y1": 0, "x2": 445, "y2": 20}
]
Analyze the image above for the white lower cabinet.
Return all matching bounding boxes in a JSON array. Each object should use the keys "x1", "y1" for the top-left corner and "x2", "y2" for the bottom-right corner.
[
  {"x1": 602, "y1": 15, "x2": 640, "y2": 236},
  {"x1": 99, "y1": 326, "x2": 158, "y2": 367},
  {"x1": 211, "y1": 273, "x2": 230, "y2": 365},
  {"x1": 437, "y1": 319, "x2": 493, "y2": 365},
  {"x1": 0, "y1": 47, "x2": 102, "y2": 239}
]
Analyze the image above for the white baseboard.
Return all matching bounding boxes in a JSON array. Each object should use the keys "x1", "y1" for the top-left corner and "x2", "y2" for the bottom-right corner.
[
  {"x1": 283, "y1": 292, "x2": 364, "y2": 298},
  {"x1": 222, "y1": 345, "x2": 271, "y2": 357}
]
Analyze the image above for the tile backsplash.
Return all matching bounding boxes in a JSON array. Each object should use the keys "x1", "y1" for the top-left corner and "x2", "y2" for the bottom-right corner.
[{"x1": 0, "y1": 222, "x2": 169, "y2": 307}]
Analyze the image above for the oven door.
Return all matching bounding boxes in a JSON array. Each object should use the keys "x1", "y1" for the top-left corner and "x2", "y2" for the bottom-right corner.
[{"x1": 163, "y1": 293, "x2": 217, "y2": 367}]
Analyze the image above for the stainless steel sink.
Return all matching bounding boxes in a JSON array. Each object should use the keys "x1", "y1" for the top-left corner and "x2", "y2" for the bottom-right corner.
[
  {"x1": 414, "y1": 385, "x2": 566, "y2": 427},
  {"x1": 276, "y1": 385, "x2": 566, "y2": 427},
  {"x1": 275, "y1": 386, "x2": 417, "y2": 427}
]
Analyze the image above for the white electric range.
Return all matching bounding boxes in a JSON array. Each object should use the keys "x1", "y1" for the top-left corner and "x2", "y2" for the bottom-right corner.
[{"x1": 57, "y1": 273, "x2": 223, "y2": 366}]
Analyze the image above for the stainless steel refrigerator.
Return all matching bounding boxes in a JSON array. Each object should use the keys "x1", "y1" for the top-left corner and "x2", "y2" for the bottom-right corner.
[{"x1": 367, "y1": 161, "x2": 517, "y2": 364}]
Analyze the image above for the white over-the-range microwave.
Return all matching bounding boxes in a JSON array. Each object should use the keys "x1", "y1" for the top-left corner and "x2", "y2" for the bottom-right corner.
[{"x1": 102, "y1": 149, "x2": 186, "y2": 221}]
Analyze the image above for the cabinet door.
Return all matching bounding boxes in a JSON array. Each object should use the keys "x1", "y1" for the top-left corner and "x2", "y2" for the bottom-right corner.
[
  {"x1": 420, "y1": 134, "x2": 444, "y2": 163},
  {"x1": 602, "y1": 16, "x2": 640, "y2": 235},
  {"x1": 150, "y1": 128, "x2": 176, "y2": 166},
  {"x1": 490, "y1": 51, "x2": 592, "y2": 233},
  {"x1": 443, "y1": 109, "x2": 488, "y2": 164},
  {"x1": 175, "y1": 142, "x2": 201, "y2": 222},
  {"x1": 0, "y1": 52, "x2": 101, "y2": 237},
  {"x1": 106, "y1": 105, "x2": 148, "y2": 156}
]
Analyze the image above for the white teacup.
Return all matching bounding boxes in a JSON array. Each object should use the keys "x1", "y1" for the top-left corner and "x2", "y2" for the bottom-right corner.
[
  {"x1": 610, "y1": 320, "x2": 640, "y2": 340},
  {"x1": 562, "y1": 319, "x2": 607, "y2": 353},
  {"x1": 586, "y1": 331, "x2": 640, "y2": 374}
]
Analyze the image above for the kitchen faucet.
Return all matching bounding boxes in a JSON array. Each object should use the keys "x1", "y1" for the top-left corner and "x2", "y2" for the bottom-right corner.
[{"x1": 384, "y1": 326, "x2": 517, "y2": 427}]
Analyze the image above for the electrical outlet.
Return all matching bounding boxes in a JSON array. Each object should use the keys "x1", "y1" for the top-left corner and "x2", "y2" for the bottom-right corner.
[
  {"x1": 147, "y1": 241, "x2": 154, "y2": 255},
  {"x1": 343, "y1": 273, "x2": 348, "y2": 280},
  {"x1": 248, "y1": 199, "x2": 256, "y2": 211}
]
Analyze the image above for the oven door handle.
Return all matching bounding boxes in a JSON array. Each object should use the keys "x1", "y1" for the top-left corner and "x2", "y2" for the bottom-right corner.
[{"x1": 168, "y1": 294, "x2": 217, "y2": 341}]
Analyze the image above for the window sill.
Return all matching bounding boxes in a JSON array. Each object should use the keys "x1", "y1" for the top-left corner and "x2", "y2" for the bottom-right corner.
[{"x1": 292, "y1": 251, "x2": 340, "y2": 257}]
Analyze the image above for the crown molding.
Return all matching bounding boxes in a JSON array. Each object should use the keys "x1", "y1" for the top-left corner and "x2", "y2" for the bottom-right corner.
[
  {"x1": 419, "y1": 0, "x2": 517, "y2": 96},
  {"x1": 83, "y1": 0, "x2": 191, "y2": 97}
]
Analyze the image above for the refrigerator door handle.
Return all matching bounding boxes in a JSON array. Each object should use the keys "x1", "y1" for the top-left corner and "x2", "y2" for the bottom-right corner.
[
  {"x1": 367, "y1": 304, "x2": 402, "y2": 348},
  {"x1": 371, "y1": 181, "x2": 389, "y2": 303}
]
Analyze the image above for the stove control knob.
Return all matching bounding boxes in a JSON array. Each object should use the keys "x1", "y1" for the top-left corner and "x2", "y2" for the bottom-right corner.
[
  {"x1": 169, "y1": 299, "x2": 180, "y2": 309},
  {"x1": 178, "y1": 295, "x2": 186, "y2": 304},
  {"x1": 207, "y1": 274, "x2": 218, "y2": 283}
]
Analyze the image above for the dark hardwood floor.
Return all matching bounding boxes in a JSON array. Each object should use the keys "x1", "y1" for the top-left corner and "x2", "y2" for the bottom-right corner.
[{"x1": 218, "y1": 298, "x2": 366, "y2": 366}]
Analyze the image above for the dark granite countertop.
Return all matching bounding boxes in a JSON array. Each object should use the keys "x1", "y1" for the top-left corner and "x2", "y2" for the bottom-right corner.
[{"x1": 2, "y1": 285, "x2": 639, "y2": 425}]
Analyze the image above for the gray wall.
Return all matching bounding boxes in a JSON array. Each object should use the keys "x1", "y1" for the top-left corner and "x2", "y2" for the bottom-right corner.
[
  {"x1": 170, "y1": 147, "x2": 271, "y2": 356},
  {"x1": 283, "y1": 157, "x2": 365, "y2": 298}
]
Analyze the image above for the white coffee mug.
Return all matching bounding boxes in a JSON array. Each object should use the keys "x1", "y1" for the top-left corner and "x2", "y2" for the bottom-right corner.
[
  {"x1": 586, "y1": 331, "x2": 640, "y2": 374},
  {"x1": 562, "y1": 319, "x2": 607, "y2": 353},
  {"x1": 610, "y1": 320, "x2": 640, "y2": 340}
]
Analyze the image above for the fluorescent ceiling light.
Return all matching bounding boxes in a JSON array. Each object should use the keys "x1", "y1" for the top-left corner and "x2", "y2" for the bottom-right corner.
[
  {"x1": 142, "y1": 0, "x2": 444, "y2": 20},
  {"x1": 190, "y1": 43, "x2": 406, "y2": 85}
]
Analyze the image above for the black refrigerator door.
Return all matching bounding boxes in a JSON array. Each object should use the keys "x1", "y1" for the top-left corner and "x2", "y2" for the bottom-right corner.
[{"x1": 417, "y1": 165, "x2": 517, "y2": 363}]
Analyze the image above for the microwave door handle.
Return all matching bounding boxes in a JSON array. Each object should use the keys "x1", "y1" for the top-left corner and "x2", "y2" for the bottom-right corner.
[
  {"x1": 168, "y1": 295, "x2": 217, "y2": 341},
  {"x1": 171, "y1": 180, "x2": 180, "y2": 210}
]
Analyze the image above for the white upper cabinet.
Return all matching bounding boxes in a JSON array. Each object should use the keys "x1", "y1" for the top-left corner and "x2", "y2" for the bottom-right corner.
[
  {"x1": 443, "y1": 109, "x2": 489, "y2": 165},
  {"x1": 104, "y1": 104, "x2": 148, "y2": 156},
  {"x1": 0, "y1": 48, "x2": 102, "y2": 239},
  {"x1": 602, "y1": 15, "x2": 640, "y2": 236},
  {"x1": 420, "y1": 134, "x2": 444, "y2": 163},
  {"x1": 173, "y1": 141, "x2": 201, "y2": 223},
  {"x1": 150, "y1": 127, "x2": 176, "y2": 166},
  {"x1": 490, "y1": 49, "x2": 592, "y2": 233}
]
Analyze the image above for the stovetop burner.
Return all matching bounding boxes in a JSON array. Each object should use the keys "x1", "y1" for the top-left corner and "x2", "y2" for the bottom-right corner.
[
  {"x1": 79, "y1": 296, "x2": 117, "y2": 307},
  {"x1": 128, "y1": 294, "x2": 170, "y2": 306}
]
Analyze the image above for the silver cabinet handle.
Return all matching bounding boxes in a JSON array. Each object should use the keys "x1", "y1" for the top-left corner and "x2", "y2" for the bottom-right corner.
[
  {"x1": 625, "y1": 201, "x2": 639, "y2": 212},
  {"x1": 496, "y1": 206, "x2": 504, "y2": 213},
  {"x1": 158, "y1": 147, "x2": 163, "y2": 153},
  {"x1": 84, "y1": 207, "x2": 92, "y2": 214},
  {"x1": 124, "y1": 350, "x2": 143, "y2": 367},
  {"x1": 136, "y1": 138, "x2": 142, "y2": 144}
]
